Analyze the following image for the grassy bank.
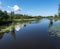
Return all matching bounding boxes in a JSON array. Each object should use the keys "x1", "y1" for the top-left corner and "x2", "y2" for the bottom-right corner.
[{"x1": 13, "y1": 18, "x2": 40, "y2": 21}]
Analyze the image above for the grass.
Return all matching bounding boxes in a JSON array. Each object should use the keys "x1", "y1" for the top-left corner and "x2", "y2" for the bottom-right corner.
[{"x1": 13, "y1": 18, "x2": 39, "y2": 21}]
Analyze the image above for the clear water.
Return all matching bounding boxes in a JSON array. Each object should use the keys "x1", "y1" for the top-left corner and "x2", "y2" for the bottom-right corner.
[{"x1": 0, "y1": 18, "x2": 60, "y2": 49}]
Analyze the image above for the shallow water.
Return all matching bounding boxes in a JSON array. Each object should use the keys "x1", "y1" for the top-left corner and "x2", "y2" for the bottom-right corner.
[{"x1": 0, "y1": 18, "x2": 60, "y2": 49}]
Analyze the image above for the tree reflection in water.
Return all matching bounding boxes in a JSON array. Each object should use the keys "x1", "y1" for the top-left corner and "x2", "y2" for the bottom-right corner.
[
  {"x1": 49, "y1": 19, "x2": 60, "y2": 37},
  {"x1": 0, "y1": 21, "x2": 30, "y2": 39},
  {"x1": 0, "y1": 23, "x2": 15, "y2": 39}
]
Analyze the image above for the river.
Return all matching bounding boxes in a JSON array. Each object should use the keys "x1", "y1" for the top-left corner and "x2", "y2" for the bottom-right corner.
[{"x1": 0, "y1": 18, "x2": 60, "y2": 49}]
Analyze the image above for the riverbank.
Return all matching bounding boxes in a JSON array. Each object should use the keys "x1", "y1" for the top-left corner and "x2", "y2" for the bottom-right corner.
[{"x1": 13, "y1": 18, "x2": 39, "y2": 21}]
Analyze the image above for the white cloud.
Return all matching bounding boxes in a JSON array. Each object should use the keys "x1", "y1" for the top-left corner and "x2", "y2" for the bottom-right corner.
[
  {"x1": 13, "y1": 5, "x2": 20, "y2": 11},
  {"x1": 8, "y1": 5, "x2": 22, "y2": 11}
]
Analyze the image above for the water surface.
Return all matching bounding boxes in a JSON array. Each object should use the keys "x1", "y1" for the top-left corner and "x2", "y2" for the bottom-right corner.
[{"x1": 0, "y1": 19, "x2": 60, "y2": 49}]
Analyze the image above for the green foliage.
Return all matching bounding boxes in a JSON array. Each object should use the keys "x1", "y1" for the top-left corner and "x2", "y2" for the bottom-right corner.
[
  {"x1": 0, "y1": 10, "x2": 9, "y2": 21},
  {"x1": 55, "y1": 14, "x2": 57, "y2": 17}
]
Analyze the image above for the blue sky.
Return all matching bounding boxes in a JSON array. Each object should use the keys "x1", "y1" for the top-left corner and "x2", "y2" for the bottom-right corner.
[{"x1": 0, "y1": 0, "x2": 60, "y2": 16}]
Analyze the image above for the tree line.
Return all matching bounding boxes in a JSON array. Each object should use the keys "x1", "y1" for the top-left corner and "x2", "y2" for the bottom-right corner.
[{"x1": 0, "y1": 10, "x2": 43, "y2": 22}]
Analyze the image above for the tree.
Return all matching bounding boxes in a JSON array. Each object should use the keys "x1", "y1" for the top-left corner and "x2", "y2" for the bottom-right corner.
[
  {"x1": 10, "y1": 11, "x2": 14, "y2": 21},
  {"x1": 0, "y1": 10, "x2": 9, "y2": 21},
  {"x1": 54, "y1": 14, "x2": 58, "y2": 18}
]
